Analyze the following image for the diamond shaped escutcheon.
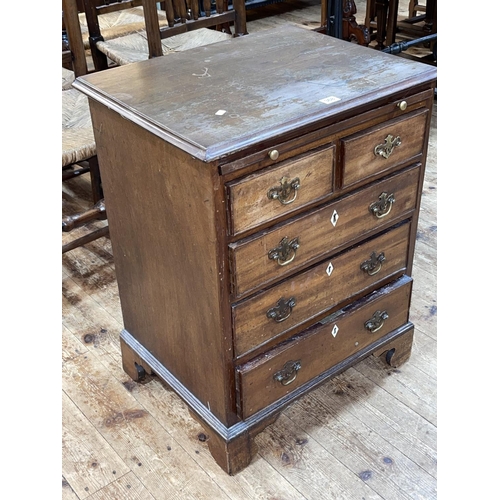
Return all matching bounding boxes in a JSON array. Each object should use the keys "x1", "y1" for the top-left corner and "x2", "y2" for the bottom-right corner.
[
  {"x1": 330, "y1": 210, "x2": 339, "y2": 227},
  {"x1": 332, "y1": 324, "x2": 339, "y2": 337}
]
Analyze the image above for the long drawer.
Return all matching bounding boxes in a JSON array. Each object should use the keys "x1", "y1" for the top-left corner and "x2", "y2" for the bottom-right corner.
[
  {"x1": 229, "y1": 164, "x2": 420, "y2": 297},
  {"x1": 232, "y1": 221, "x2": 411, "y2": 358},
  {"x1": 235, "y1": 275, "x2": 412, "y2": 419}
]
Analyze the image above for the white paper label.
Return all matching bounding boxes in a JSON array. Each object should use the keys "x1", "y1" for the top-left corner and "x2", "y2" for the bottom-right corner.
[{"x1": 320, "y1": 96, "x2": 341, "y2": 104}]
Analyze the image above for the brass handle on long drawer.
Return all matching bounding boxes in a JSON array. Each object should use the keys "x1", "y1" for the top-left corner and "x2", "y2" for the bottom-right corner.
[
  {"x1": 267, "y1": 297, "x2": 296, "y2": 322},
  {"x1": 268, "y1": 236, "x2": 300, "y2": 266},
  {"x1": 273, "y1": 360, "x2": 301, "y2": 386},
  {"x1": 360, "y1": 251, "x2": 386, "y2": 276},
  {"x1": 374, "y1": 134, "x2": 401, "y2": 159},
  {"x1": 364, "y1": 310, "x2": 389, "y2": 333},
  {"x1": 267, "y1": 176, "x2": 301, "y2": 205},
  {"x1": 369, "y1": 192, "x2": 395, "y2": 218}
]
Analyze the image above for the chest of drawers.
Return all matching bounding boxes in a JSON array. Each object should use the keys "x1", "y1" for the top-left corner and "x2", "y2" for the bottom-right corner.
[{"x1": 74, "y1": 25, "x2": 436, "y2": 475}]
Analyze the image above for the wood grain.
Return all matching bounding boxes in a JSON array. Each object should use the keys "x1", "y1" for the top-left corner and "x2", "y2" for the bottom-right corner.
[
  {"x1": 232, "y1": 221, "x2": 411, "y2": 358},
  {"x1": 73, "y1": 24, "x2": 435, "y2": 161},
  {"x1": 341, "y1": 109, "x2": 428, "y2": 188},
  {"x1": 230, "y1": 165, "x2": 420, "y2": 297},
  {"x1": 86, "y1": 99, "x2": 233, "y2": 424},
  {"x1": 62, "y1": 391, "x2": 130, "y2": 498},
  {"x1": 236, "y1": 277, "x2": 412, "y2": 418},
  {"x1": 62, "y1": 2, "x2": 437, "y2": 497},
  {"x1": 227, "y1": 146, "x2": 334, "y2": 235}
]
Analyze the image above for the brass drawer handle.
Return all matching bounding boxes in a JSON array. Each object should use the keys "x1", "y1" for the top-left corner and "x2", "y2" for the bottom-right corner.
[
  {"x1": 364, "y1": 310, "x2": 389, "y2": 333},
  {"x1": 397, "y1": 100, "x2": 408, "y2": 111},
  {"x1": 273, "y1": 360, "x2": 301, "y2": 386},
  {"x1": 267, "y1": 297, "x2": 296, "y2": 322},
  {"x1": 268, "y1": 236, "x2": 300, "y2": 266},
  {"x1": 369, "y1": 192, "x2": 395, "y2": 218},
  {"x1": 360, "y1": 251, "x2": 386, "y2": 276},
  {"x1": 267, "y1": 176, "x2": 301, "y2": 205},
  {"x1": 374, "y1": 134, "x2": 401, "y2": 159}
]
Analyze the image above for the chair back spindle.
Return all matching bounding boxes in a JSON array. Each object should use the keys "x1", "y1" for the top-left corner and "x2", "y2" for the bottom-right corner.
[
  {"x1": 190, "y1": 0, "x2": 199, "y2": 20},
  {"x1": 172, "y1": 0, "x2": 188, "y2": 23},
  {"x1": 215, "y1": 0, "x2": 225, "y2": 15},
  {"x1": 202, "y1": 0, "x2": 212, "y2": 17},
  {"x1": 143, "y1": 0, "x2": 247, "y2": 60}
]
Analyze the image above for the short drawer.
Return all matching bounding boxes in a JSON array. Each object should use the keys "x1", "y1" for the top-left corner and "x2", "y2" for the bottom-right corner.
[
  {"x1": 236, "y1": 276, "x2": 412, "y2": 419},
  {"x1": 341, "y1": 109, "x2": 428, "y2": 188},
  {"x1": 227, "y1": 146, "x2": 335, "y2": 235},
  {"x1": 229, "y1": 164, "x2": 420, "y2": 297},
  {"x1": 232, "y1": 221, "x2": 411, "y2": 358}
]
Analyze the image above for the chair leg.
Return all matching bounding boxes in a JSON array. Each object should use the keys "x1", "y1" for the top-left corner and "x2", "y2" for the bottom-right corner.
[
  {"x1": 232, "y1": 0, "x2": 248, "y2": 36},
  {"x1": 385, "y1": 0, "x2": 399, "y2": 46},
  {"x1": 374, "y1": 0, "x2": 389, "y2": 49},
  {"x1": 62, "y1": 225, "x2": 110, "y2": 253},
  {"x1": 62, "y1": 199, "x2": 108, "y2": 254},
  {"x1": 408, "y1": 0, "x2": 426, "y2": 18},
  {"x1": 62, "y1": 200, "x2": 106, "y2": 233},
  {"x1": 88, "y1": 155, "x2": 103, "y2": 204},
  {"x1": 408, "y1": 0, "x2": 416, "y2": 17},
  {"x1": 364, "y1": 0, "x2": 377, "y2": 33},
  {"x1": 62, "y1": 162, "x2": 91, "y2": 181}
]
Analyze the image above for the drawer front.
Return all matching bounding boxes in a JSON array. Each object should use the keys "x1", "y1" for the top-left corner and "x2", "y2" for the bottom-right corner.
[
  {"x1": 236, "y1": 276, "x2": 412, "y2": 418},
  {"x1": 341, "y1": 109, "x2": 428, "y2": 188},
  {"x1": 230, "y1": 164, "x2": 420, "y2": 297},
  {"x1": 220, "y1": 128, "x2": 336, "y2": 177},
  {"x1": 232, "y1": 221, "x2": 411, "y2": 358},
  {"x1": 227, "y1": 146, "x2": 335, "y2": 235}
]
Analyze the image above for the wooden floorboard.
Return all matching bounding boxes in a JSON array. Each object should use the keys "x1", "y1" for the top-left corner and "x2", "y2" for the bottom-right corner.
[{"x1": 62, "y1": 1, "x2": 437, "y2": 498}]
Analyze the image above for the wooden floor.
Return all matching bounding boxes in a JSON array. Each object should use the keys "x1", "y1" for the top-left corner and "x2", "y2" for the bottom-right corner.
[{"x1": 62, "y1": 2, "x2": 437, "y2": 498}]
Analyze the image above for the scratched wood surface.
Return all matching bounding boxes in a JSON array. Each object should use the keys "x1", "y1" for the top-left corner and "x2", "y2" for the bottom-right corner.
[{"x1": 62, "y1": 1, "x2": 437, "y2": 498}]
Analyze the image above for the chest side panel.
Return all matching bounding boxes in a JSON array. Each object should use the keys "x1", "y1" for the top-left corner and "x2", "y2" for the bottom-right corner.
[{"x1": 88, "y1": 99, "x2": 232, "y2": 423}]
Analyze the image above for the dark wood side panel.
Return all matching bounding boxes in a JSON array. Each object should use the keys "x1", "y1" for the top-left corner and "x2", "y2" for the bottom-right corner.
[{"x1": 88, "y1": 99, "x2": 232, "y2": 424}]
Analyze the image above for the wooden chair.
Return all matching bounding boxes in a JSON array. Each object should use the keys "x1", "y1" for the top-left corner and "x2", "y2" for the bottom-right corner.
[
  {"x1": 363, "y1": 0, "x2": 436, "y2": 65},
  {"x1": 364, "y1": 0, "x2": 435, "y2": 50},
  {"x1": 96, "y1": 22, "x2": 233, "y2": 66},
  {"x1": 93, "y1": 0, "x2": 246, "y2": 67},
  {"x1": 62, "y1": 0, "x2": 108, "y2": 253},
  {"x1": 81, "y1": 0, "x2": 170, "y2": 70},
  {"x1": 142, "y1": 0, "x2": 247, "y2": 60},
  {"x1": 364, "y1": 0, "x2": 400, "y2": 49},
  {"x1": 62, "y1": 89, "x2": 108, "y2": 254}
]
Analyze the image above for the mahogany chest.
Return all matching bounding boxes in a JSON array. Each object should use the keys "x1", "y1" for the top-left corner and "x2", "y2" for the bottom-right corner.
[{"x1": 74, "y1": 25, "x2": 437, "y2": 474}]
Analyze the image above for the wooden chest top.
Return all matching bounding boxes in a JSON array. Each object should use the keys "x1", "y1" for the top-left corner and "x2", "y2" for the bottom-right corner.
[{"x1": 74, "y1": 25, "x2": 436, "y2": 161}]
